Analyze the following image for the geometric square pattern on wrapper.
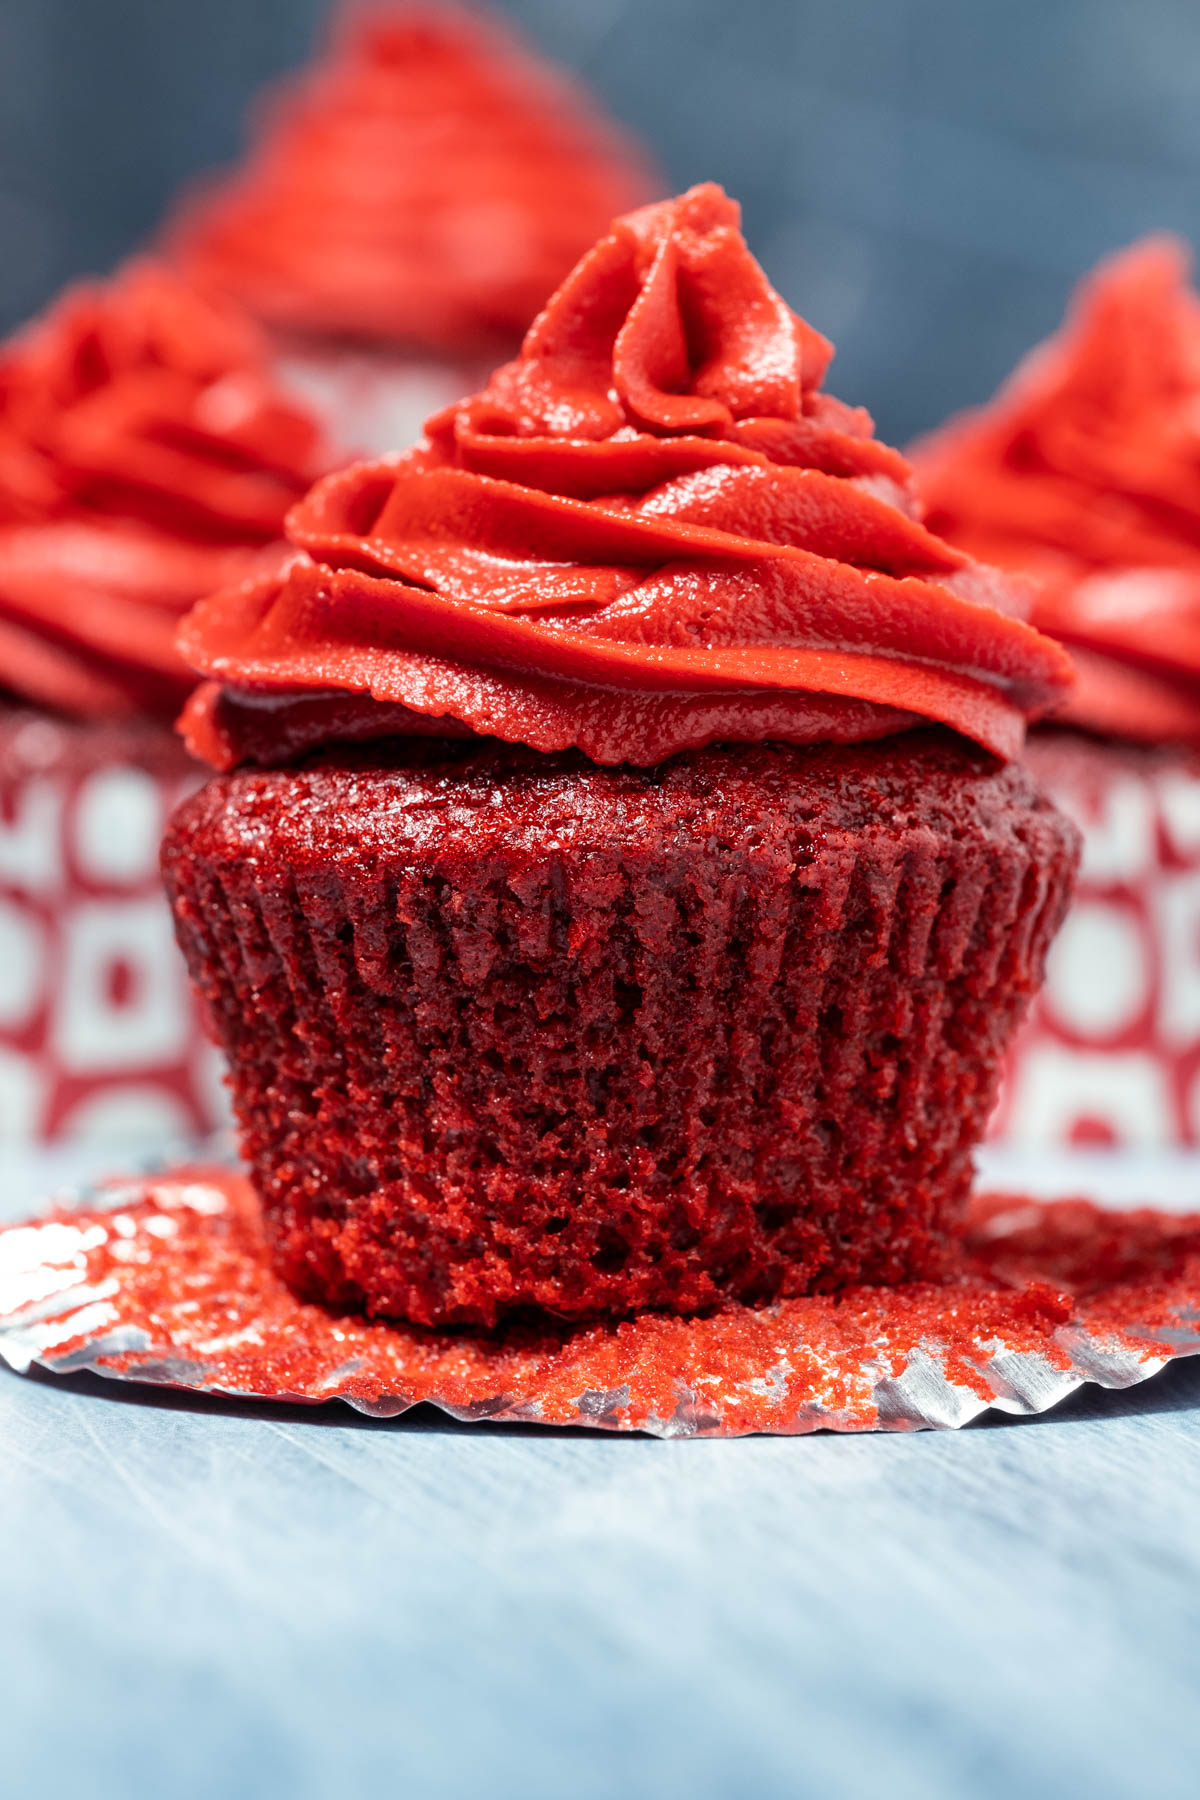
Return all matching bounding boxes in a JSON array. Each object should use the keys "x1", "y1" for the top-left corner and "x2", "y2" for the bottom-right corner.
[
  {"x1": 0, "y1": 714, "x2": 226, "y2": 1144},
  {"x1": 993, "y1": 734, "x2": 1200, "y2": 1148}
]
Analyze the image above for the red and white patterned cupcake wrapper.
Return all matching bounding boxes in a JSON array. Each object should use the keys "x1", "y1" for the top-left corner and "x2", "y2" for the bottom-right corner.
[
  {"x1": 0, "y1": 733, "x2": 226, "y2": 1144},
  {"x1": 994, "y1": 739, "x2": 1200, "y2": 1148},
  {"x1": 1, "y1": 1166, "x2": 1197, "y2": 1437}
]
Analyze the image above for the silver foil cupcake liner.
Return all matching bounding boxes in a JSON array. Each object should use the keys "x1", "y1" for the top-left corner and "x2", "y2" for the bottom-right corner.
[{"x1": 1, "y1": 1165, "x2": 1198, "y2": 1437}]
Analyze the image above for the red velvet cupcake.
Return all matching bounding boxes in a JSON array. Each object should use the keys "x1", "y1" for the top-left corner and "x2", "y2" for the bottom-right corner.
[
  {"x1": 163, "y1": 185, "x2": 1077, "y2": 1325},
  {"x1": 167, "y1": 2, "x2": 656, "y2": 457},
  {"x1": 912, "y1": 240, "x2": 1200, "y2": 1145},
  {"x1": 0, "y1": 259, "x2": 325, "y2": 1143}
]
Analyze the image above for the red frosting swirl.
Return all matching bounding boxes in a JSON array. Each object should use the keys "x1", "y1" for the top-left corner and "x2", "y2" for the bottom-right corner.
[
  {"x1": 170, "y1": 3, "x2": 655, "y2": 354},
  {"x1": 912, "y1": 238, "x2": 1200, "y2": 742},
  {"x1": 179, "y1": 184, "x2": 1072, "y2": 771},
  {"x1": 0, "y1": 259, "x2": 325, "y2": 720}
]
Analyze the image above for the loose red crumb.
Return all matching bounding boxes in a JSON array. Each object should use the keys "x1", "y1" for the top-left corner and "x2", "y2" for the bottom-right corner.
[{"x1": 1, "y1": 1169, "x2": 1197, "y2": 1436}]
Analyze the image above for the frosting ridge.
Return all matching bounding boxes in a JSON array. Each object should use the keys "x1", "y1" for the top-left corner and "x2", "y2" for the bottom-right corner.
[
  {"x1": 0, "y1": 260, "x2": 325, "y2": 720},
  {"x1": 170, "y1": 2, "x2": 655, "y2": 353},
  {"x1": 912, "y1": 238, "x2": 1200, "y2": 741},
  {"x1": 180, "y1": 184, "x2": 1073, "y2": 769}
]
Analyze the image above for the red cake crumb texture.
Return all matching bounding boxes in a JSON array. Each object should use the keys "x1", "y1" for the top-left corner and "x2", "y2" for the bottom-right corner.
[
  {"x1": 3, "y1": 1170, "x2": 1198, "y2": 1434},
  {"x1": 0, "y1": 258, "x2": 325, "y2": 721},
  {"x1": 163, "y1": 734, "x2": 1076, "y2": 1325},
  {"x1": 911, "y1": 238, "x2": 1200, "y2": 744},
  {"x1": 165, "y1": 183, "x2": 1077, "y2": 1329},
  {"x1": 168, "y1": 2, "x2": 656, "y2": 356}
]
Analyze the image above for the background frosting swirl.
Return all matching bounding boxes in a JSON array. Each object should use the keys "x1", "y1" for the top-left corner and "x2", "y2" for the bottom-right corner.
[
  {"x1": 912, "y1": 238, "x2": 1200, "y2": 742},
  {"x1": 170, "y1": 2, "x2": 655, "y2": 354},
  {"x1": 0, "y1": 259, "x2": 325, "y2": 720},
  {"x1": 180, "y1": 183, "x2": 1072, "y2": 770}
]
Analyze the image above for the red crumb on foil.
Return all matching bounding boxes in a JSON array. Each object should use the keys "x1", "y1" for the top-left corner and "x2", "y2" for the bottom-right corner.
[{"x1": 1, "y1": 1169, "x2": 1198, "y2": 1436}]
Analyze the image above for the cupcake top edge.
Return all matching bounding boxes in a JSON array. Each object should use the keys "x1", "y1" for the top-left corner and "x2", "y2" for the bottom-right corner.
[
  {"x1": 166, "y1": 0, "x2": 659, "y2": 355},
  {"x1": 911, "y1": 235, "x2": 1200, "y2": 746},
  {"x1": 0, "y1": 256, "x2": 328, "y2": 723},
  {"x1": 177, "y1": 182, "x2": 1075, "y2": 771}
]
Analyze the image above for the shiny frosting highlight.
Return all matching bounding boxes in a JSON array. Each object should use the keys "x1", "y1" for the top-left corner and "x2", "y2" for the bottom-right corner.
[
  {"x1": 0, "y1": 259, "x2": 325, "y2": 720},
  {"x1": 180, "y1": 184, "x2": 1072, "y2": 770},
  {"x1": 912, "y1": 238, "x2": 1200, "y2": 743},
  {"x1": 171, "y1": 3, "x2": 655, "y2": 354}
]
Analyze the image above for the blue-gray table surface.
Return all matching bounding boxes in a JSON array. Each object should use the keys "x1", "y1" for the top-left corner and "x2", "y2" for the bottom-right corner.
[{"x1": 2, "y1": 1146, "x2": 1198, "y2": 1800}]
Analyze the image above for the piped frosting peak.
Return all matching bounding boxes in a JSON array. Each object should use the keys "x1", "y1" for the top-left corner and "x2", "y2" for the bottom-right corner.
[{"x1": 180, "y1": 185, "x2": 1073, "y2": 768}]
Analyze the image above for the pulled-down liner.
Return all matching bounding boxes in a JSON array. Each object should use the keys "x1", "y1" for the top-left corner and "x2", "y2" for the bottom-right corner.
[{"x1": 0, "y1": 1166, "x2": 1197, "y2": 1437}]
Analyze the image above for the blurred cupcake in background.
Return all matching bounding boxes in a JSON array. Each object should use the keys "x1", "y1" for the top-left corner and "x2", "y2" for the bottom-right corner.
[
  {"x1": 167, "y1": 1, "x2": 658, "y2": 457},
  {"x1": 912, "y1": 238, "x2": 1200, "y2": 1148},
  {"x1": 0, "y1": 257, "x2": 326, "y2": 1144}
]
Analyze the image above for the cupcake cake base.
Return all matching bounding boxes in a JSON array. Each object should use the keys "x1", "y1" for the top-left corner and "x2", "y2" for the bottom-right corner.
[{"x1": 163, "y1": 731, "x2": 1077, "y2": 1327}]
